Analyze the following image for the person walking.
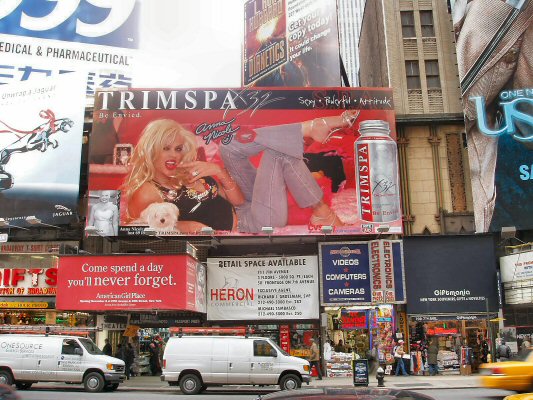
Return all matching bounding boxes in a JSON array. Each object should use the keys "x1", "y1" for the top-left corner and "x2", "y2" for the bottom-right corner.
[
  {"x1": 497, "y1": 339, "x2": 512, "y2": 362},
  {"x1": 394, "y1": 340, "x2": 408, "y2": 376},
  {"x1": 102, "y1": 338, "x2": 112, "y2": 357},
  {"x1": 309, "y1": 338, "x2": 323, "y2": 380},
  {"x1": 427, "y1": 338, "x2": 439, "y2": 376},
  {"x1": 125, "y1": 342, "x2": 134, "y2": 380},
  {"x1": 148, "y1": 339, "x2": 160, "y2": 375}
]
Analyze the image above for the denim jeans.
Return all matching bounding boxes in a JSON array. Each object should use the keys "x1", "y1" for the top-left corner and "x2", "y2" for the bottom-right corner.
[
  {"x1": 428, "y1": 363, "x2": 438, "y2": 376},
  {"x1": 395, "y1": 358, "x2": 408, "y2": 376}
]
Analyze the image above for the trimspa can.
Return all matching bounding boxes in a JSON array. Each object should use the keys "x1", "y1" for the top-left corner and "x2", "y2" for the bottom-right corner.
[{"x1": 355, "y1": 120, "x2": 401, "y2": 223}]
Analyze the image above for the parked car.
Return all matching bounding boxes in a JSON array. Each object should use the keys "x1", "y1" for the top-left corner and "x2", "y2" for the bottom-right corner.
[
  {"x1": 479, "y1": 348, "x2": 533, "y2": 393},
  {"x1": 504, "y1": 394, "x2": 533, "y2": 400},
  {"x1": 161, "y1": 335, "x2": 311, "y2": 395},
  {"x1": 255, "y1": 387, "x2": 436, "y2": 400},
  {"x1": 0, "y1": 334, "x2": 125, "y2": 392}
]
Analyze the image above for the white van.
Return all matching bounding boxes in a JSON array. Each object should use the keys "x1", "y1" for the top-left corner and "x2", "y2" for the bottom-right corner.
[
  {"x1": 0, "y1": 334, "x2": 125, "y2": 392},
  {"x1": 161, "y1": 335, "x2": 311, "y2": 395}
]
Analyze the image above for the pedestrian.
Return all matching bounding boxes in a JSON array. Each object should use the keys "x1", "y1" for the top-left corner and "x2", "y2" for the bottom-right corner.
[
  {"x1": 102, "y1": 338, "x2": 112, "y2": 357},
  {"x1": 427, "y1": 338, "x2": 439, "y2": 376},
  {"x1": 393, "y1": 340, "x2": 408, "y2": 376},
  {"x1": 308, "y1": 338, "x2": 323, "y2": 380},
  {"x1": 115, "y1": 343, "x2": 125, "y2": 361},
  {"x1": 334, "y1": 339, "x2": 346, "y2": 353},
  {"x1": 125, "y1": 342, "x2": 134, "y2": 380},
  {"x1": 323, "y1": 339, "x2": 332, "y2": 362},
  {"x1": 148, "y1": 339, "x2": 160, "y2": 375},
  {"x1": 497, "y1": 339, "x2": 512, "y2": 362}
]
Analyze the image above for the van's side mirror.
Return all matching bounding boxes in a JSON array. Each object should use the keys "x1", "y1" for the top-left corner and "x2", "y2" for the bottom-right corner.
[
  {"x1": 270, "y1": 349, "x2": 277, "y2": 357},
  {"x1": 74, "y1": 348, "x2": 83, "y2": 356}
]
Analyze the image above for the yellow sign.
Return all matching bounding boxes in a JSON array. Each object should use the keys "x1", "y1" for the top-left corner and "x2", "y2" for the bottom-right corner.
[
  {"x1": 123, "y1": 325, "x2": 140, "y2": 337},
  {"x1": 0, "y1": 302, "x2": 50, "y2": 308}
]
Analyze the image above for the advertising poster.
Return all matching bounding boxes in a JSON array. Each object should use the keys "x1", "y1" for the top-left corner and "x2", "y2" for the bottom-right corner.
[
  {"x1": 244, "y1": 0, "x2": 341, "y2": 87},
  {"x1": 0, "y1": 73, "x2": 85, "y2": 226},
  {"x1": 319, "y1": 241, "x2": 405, "y2": 305},
  {"x1": 341, "y1": 310, "x2": 367, "y2": 330},
  {"x1": 206, "y1": 256, "x2": 319, "y2": 321},
  {"x1": 500, "y1": 250, "x2": 533, "y2": 282},
  {"x1": 0, "y1": 1, "x2": 243, "y2": 94},
  {"x1": 88, "y1": 87, "x2": 400, "y2": 236},
  {"x1": 451, "y1": 0, "x2": 533, "y2": 232},
  {"x1": 56, "y1": 254, "x2": 206, "y2": 312},
  {"x1": 404, "y1": 235, "x2": 499, "y2": 315},
  {"x1": 0, "y1": 255, "x2": 58, "y2": 296}
]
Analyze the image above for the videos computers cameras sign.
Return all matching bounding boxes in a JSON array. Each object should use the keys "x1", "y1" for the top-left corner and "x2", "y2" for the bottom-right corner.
[{"x1": 319, "y1": 241, "x2": 406, "y2": 306}]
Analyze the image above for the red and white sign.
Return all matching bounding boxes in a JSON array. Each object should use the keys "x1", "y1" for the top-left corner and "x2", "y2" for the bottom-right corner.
[
  {"x1": 56, "y1": 255, "x2": 206, "y2": 312},
  {"x1": 0, "y1": 268, "x2": 57, "y2": 296}
]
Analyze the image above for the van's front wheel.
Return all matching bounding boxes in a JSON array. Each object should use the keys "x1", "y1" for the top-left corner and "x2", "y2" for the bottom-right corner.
[
  {"x1": 280, "y1": 374, "x2": 301, "y2": 390},
  {"x1": 179, "y1": 374, "x2": 203, "y2": 395},
  {"x1": 84, "y1": 372, "x2": 105, "y2": 393}
]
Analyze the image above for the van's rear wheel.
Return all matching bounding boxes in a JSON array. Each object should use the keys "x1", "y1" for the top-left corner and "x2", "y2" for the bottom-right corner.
[
  {"x1": 84, "y1": 372, "x2": 105, "y2": 393},
  {"x1": 280, "y1": 374, "x2": 301, "y2": 390},
  {"x1": 179, "y1": 374, "x2": 202, "y2": 395},
  {"x1": 0, "y1": 370, "x2": 13, "y2": 386},
  {"x1": 15, "y1": 382, "x2": 33, "y2": 390}
]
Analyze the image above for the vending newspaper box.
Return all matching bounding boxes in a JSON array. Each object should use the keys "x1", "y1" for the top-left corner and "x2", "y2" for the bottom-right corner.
[{"x1": 353, "y1": 358, "x2": 369, "y2": 386}]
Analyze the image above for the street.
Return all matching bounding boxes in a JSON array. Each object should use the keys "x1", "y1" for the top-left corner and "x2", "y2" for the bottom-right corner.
[{"x1": 13, "y1": 387, "x2": 516, "y2": 400}]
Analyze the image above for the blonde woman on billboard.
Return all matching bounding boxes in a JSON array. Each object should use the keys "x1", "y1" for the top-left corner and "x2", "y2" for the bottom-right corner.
[
  {"x1": 123, "y1": 119, "x2": 244, "y2": 233},
  {"x1": 87, "y1": 190, "x2": 119, "y2": 236}
]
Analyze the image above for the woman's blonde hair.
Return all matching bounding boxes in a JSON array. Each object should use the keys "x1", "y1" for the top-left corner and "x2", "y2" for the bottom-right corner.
[{"x1": 123, "y1": 119, "x2": 197, "y2": 199}]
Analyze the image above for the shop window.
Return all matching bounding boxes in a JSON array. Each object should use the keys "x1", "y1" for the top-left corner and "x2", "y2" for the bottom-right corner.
[
  {"x1": 405, "y1": 61, "x2": 421, "y2": 89},
  {"x1": 425, "y1": 60, "x2": 441, "y2": 88},
  {"x1": 62, "y1": 338, "x2": 82, "y2": 355},
  {"x1": 254, "y1": 340, "x2": 275, "y2": 357},
  {"x1": 420, "y1": 11, "x2": 435, "y2": 37},
  {"x1": 401, "y1": 11, "x2": 416, "y2": 37}
]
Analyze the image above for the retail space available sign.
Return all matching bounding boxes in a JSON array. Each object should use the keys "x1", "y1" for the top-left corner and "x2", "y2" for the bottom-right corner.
[
  {"x1": 206, "y1": 256, "x2": 319, "y2": 321},
  {"x1": 500, "y1": 250, "x2": 533, "y2": 305},
  {"x1": 56, "y1": 254, "x2": 206, "y2": 312},
  {"x1": 0, "y1": 255, "x2": 58, "y2": 296},
  {"x1": 319, "y1": 241, "x2": 405, "y2": 305},
  {"x1": 404, "y1": 235, "x2": 498, "y2": 314}
]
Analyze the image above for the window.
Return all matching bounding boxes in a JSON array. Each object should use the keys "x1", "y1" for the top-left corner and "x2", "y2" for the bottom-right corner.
[
  {"x1": 405, "y1": 61, "x2": 421, "y2": 89},
  {"x1": 420, "y1": 11, "x2": 435, "y2": 37},
  {"x1": 254, "y1": 340, "x2": 276, "y2": 357},
  {"x1": 425, "y1": 60, "x2": 441, "y2": 88},
  {"x1": 401, "y1": 11, "x2": 416, "y2": 37},
  {"x1": 62, "y1": 339, "x2": 82, "y2": 355}
]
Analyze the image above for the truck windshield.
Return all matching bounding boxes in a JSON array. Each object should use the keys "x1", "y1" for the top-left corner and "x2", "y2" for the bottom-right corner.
[{"x1": 79, "y1": 338, "x2": 104, "y2": 355}]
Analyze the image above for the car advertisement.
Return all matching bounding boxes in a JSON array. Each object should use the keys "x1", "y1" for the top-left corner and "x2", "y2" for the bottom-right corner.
[
  {"x1": 206, "y1": 256, "x2": 319, "y2": 321},
  {"x1": 56, "y1": 254, "x2": 206, "y2": 312},
  {"x1": 87, "y1": 87, "x2": 401, "y2": 236},
  {"x1": 319, "y1": 241, "x2": 405, "y2": 305},
  {"x1": 0, "y1": 73, "x2": 86, "y2": 226}
]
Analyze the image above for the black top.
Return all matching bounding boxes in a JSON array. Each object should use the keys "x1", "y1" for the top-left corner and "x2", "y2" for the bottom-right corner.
[{"x1": 152, "y1": 176, "x2": 234, "y2": 231}]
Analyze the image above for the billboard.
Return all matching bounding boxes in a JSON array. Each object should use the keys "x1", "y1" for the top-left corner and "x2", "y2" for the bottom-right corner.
[
  {"x1": 404, "y1": 235, "x2": 498, "y2": 315},
  {"x1": 451, "y1": 0, "x2": 533, "y2": 232},
  {"x1": 500, "y1": 250, "x2": 533, "y2": 305},
  {"x1": 88, "y1": 87, "x2": 400, "y2": 236},
  {"x1": 206, "y1": 256, "x2": 319, "y2": 321},
  {"x1": 0, "y1": 254, "x2": 58, "y2": 296},
  {"x1": 56, "y1": 254, "x2": 206, "y2": 312},
  {"x1": 0, "y1": 73, "x2": 86, "y2": 226},
  {"x1": 319, "y1": 241, "x2": 405, "y2": 305},
  {"x1": 0, "y1": 1, "x2": 243, "y2": 94},
  {"x1": 244, "y1": 0, "x2": 341, "y2": 87}
]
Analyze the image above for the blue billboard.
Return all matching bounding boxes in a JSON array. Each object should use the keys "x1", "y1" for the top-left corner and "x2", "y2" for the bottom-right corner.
[{"x1": 319, "y1": 241, "x2": 405, "y2": 305}]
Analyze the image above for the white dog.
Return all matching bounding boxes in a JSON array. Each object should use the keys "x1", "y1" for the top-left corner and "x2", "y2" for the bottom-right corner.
[{"x1": 138, "y1": 202, "x2": 180, "y2": 233}]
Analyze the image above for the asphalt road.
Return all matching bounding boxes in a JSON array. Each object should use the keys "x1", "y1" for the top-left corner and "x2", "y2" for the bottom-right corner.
[{"x1": 13, "y1": 387, "x2": 515, "y2": 400}]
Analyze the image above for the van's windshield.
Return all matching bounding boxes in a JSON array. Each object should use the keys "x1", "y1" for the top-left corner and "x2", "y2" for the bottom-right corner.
[
  {"x1": 79, "y1": 338, "x2": 104, "y2": 355},
  {"x1": 269, "y1": 339, "x2": 289, "y2": 356}
]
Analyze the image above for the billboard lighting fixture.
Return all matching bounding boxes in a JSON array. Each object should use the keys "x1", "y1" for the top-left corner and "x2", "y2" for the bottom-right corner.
[
  {"x1": 25, "y1": 216, "x2": 60, "y2": 229},
  {"x1": 321, "y1": 225, "x2": 333, "y2": 235},
  {"x1": 376, "y1": 225, "x2": 390, "y2": 233},
  {"x1": 261, "y1": 226, "x2": 274, "y2": 235},
  {"x1": 200, "y1": 227, "x2": 215, "y2": 235},
  {"x1": 84, "y1": 226, "x2": 100, "y2": 236},
  {"x1": 501, "y1": 226, "x2": 517, "y2": 240},
  {"x1": 144, "y1": 227, "x2": 157, "y2": 236},
  {"x1": 0, "y1": 218, "x2": 29, "y2": 231}
]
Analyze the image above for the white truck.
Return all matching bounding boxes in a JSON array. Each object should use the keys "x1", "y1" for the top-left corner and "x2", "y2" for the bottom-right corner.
[
  {"x1": 161, "y1": 335, "x2": 311, "y2": 395},
  {"x1": 0, "y1": 334, "x2": 125, "y2": 392}
]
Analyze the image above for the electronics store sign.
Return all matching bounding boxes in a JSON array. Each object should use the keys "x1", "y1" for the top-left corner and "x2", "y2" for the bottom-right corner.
[
  {"x1": 206, "y1": 256, "x2": 319, "y2": 321},
  {"x1": 319, "y1": 241, "x2": 405, "y2": 305}
]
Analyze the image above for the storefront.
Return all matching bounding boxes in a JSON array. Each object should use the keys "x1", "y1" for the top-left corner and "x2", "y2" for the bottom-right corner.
[
  {"x1": 206, "y1": 255, "x2": 321, "y2": 360},
  {"x1": 0, "y1": 241, "x2": 95, "y2": 335},
  {"x1": 404, "y1": 235, "x2": 498, "y2": 374},
  {"x1": 319, "y1": 240, "x2": 406, "y2": 376}
]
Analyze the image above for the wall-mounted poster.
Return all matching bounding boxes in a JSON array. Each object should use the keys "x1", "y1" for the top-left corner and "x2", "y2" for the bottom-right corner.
[
  {"x1": 244, "y1": 0, "x2": 341, "y2": 87},
  {"x1": 88, "y1": 87, "x2": 400, "y2": 236},
  {"x1": 0, "y1": 73, "x2": 86, "y2": 226},
  {"x1": 451, "y1": 0, "x2": 533, "y2": 232}
]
